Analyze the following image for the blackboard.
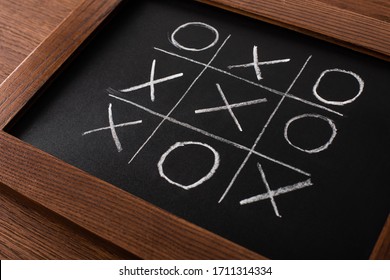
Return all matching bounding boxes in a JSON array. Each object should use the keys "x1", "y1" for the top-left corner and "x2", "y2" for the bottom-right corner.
[{"x1": 10, "y1": 0, "x2": 390, "y2": 259}]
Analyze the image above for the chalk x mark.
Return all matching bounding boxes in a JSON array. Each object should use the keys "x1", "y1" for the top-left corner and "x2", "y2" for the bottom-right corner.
[
  {"x1": 82, "y1": 103, "x2": 142, "y2": 153},
  {"x1": 240, "y1": 178, "x2": 313, "y2": 205},
  {"x1": 241, "y1": 174, "x2": 313, "y2": 218},
  {"x1": 228, "y1": 45, "x2": 290, "y2": 81},
  {"x1": 120, "y1": 59, "x2": 183, "y2": 102}
]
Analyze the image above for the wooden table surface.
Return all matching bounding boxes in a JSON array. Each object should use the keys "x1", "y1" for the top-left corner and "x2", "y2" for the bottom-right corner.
[{"x1": 0, "y1": 0, "x2": 388, "y2": 259}]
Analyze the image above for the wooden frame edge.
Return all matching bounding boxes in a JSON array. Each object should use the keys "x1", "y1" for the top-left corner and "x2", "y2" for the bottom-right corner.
[
  {"x1": 370, "y1": 215, "x2": 390, "y2": 259},
  {"x1": 199, "y1": 0, "x2": 390, "y2": 61},
  {"x1": 0, "y1": 0, "x2": 388, "y2": 259},
  {"x1": 0, "y1": 131, "x2": 263, "y2": 259}
]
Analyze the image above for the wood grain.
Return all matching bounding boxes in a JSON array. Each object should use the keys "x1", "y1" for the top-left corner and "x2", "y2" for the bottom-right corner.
[
  {"x1": 0, "y1": 0, "x2": 79, "y2": 84},
  {"x1": 317, "y1": 0, "x2": 390, "y2": 22},
  {"x1": 0, "y1": 186, "x2": 136, "y2": 259},
  {"x1": 0, "y1": 0, "x2": 119, "y2": 260},
  {"x1": 0, "y1": 131, "x2": 263, "y2": 259},
  {"x1": 0, "y1": 0, "x2": 124, "y2": 129},
  {"x1": 370, "y1": 215, "x2": 390, "y2": 260},
  {"x1": 202, "y1": 0, "x2": 390, "y2": 60},
  {"x1": 0, "y1": 0, "x2": 389, "y2": 259}
]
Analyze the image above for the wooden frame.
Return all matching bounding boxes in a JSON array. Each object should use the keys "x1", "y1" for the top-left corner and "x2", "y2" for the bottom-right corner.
[{"x1": 0, "y1": 0, "x2": 388, "y2": 259}]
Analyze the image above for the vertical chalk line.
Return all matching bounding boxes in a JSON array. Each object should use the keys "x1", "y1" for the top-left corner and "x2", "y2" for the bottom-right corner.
[
  {"x1": 108, "y1": 103, "x2": 123, "y2": 152},
  {"x1": 154, "y1": 47, "x2": 342, "y2": 117},
  {"x1": 257, "y1": 163, "x2": 281, "y2": 217},
  {"x1": 216, "y1": 83, "x2": 243, "y2": 132},
  {"x1": 108, "y1": 92, "x2": 310, "y2": 176},
  {"x1": 218, "y1": 55, "x2": 313, "y2": 203},
  {"x1": 149, "y1": 59, "x2": 156, "y2": 101},
  {"x1": 127, "y1": 35, "x2": 231, "y2": 164},
  {"x1": 252, "y1": 46, "x2": 263, "y2": 80}
]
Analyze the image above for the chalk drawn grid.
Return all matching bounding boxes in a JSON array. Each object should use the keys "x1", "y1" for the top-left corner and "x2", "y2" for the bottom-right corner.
[{"x1": 82, "y1": 22, "x2": 358, "y2": 218}]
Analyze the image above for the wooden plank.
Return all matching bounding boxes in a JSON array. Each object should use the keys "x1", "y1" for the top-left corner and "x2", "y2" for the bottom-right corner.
[
  {"x1": 0, "y1": 0, "x2": 123, "y2": 129},
  {"x1": 0, "y1": 131, "x2": 264, "y2": 259},
  {"x1": 370, "y1": 215, "x2": 390, "y2": 260},
  {"x1": 0, "y1": 186, "x2": 136, "y2": 259},
  {"x1": 201, "y1": 0, "x2": 390, "y2": 60},
  {"x1": 0, "y1": 0, "x2": 79, "y2": 83}
]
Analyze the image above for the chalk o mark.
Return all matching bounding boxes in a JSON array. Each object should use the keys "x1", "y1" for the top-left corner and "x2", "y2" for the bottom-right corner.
[
  {"x1": 158, "y1": 141, "x2": 220, "y2": 190},
  {"x1": 284, "y1": 114, "x2": 337, "y2": 154},
  {"x1": 313, "y1": 68, "x2": 364, "y2": 106},
  {"x1": 170, "y1": 22, "x2": 219, "y2": 52}
]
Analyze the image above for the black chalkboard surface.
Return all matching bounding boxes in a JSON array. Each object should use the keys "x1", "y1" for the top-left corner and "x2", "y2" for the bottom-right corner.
[{"x1": 10, "y1": 0, "x2": 390, "y2": 259}]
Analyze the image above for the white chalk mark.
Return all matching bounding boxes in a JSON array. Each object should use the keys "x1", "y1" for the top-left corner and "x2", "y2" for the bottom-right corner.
[
  {"x1": 108, "y1": 103, "x2": 123, "y2": 152},
  {"x1": 126, "y1": 35, "x2": 231, "y2": 164},
  {"x1": 158, "y1": 141, "x2": 220, "y2": 190},
  {"x1": 149, "y1": 59, "x2": 156, "y2": 101},
  {"x1": 108, "y1": 91, "x2": 310, "y2": 176},
  {"x1": 240, "y1": 178, "x2": 313, "y2": 205},
  {"x1": 313, "y1": 68, "x2": 364, "y2": 106},
  {"x1": 119, "y1": 66, "x2": 183, "y2": 101},
  {"x1": 284, "y1": 114, "x2": 337, "y2": 153},
  {"x1": 82, "y1": 120, "x2": 143, "y2": 135},
  {"x1": 82, "y1": 104, "x2": 142, "y2": 152},
  {"x1": 252, "y1": 46, "x2": 262, "y2": 80},
  {"x1": 195, "y1": 98, "x2": 267, "y2": 114},
  {"x1": 154, "y1": 47, "x2": 343, "y2": 117},
  {"x1": 216, "y1": 83, "x2": 243, "y2": 132},
  {"x1": 170, "y1": 22, "x2": 219, "y2": 52},
  {"x1": 228, "y1": 59, "x2": 291, "y2": 69},
  {"x1": 120, "y1": 73, "x2": 183, "y2": 94},
  {"x1": 256, "y1": 163, "x2": 281, "y2": 218},
  {"x1": 227, "y1": 45, "x2": 291, "y2": 81},
  {"x1": 218, "y1": 55, "x2": 313, "y2": 203}
]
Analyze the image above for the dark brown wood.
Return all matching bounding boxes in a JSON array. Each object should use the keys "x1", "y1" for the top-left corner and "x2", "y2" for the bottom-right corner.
[
  {"x1": 0, "y1": 0, "x2": 79, "y2": 84},
  {"x1": 201, "y1": 0, "x2": 390, "y2": 61},
  {"x1": 370, "y1": 215, "x2": 390, "y2": 260},
  {"x1": 0, "y1": 131, "x2": 263, "y2": 259},
  {"x1": 0, "y1": 186, "x2": 136, "y2": 259},
  {"x1": 0, "y1": 0, "x2": 389, "y2": 259},
  {"x1": 0, "y1": 0, "x2": 123, "y2": 129}
]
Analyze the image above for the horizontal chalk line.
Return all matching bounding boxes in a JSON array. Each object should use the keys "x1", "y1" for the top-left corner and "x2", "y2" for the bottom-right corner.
[
  {"x1": 240, "y1": 178, "x2": 313, "y2": 205},
  {"x1": 120, "y1": 73, "x2": 183, "y2": 93},
  {"x1": 82, "y1": 120, "x2": 143, "y2": 135},
  {"x1": 228, "y1": 58, "x2": 291, "y2": 69},
  {"x1": 195, "y1": 98, "x2": 267, "y2": 114}
]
